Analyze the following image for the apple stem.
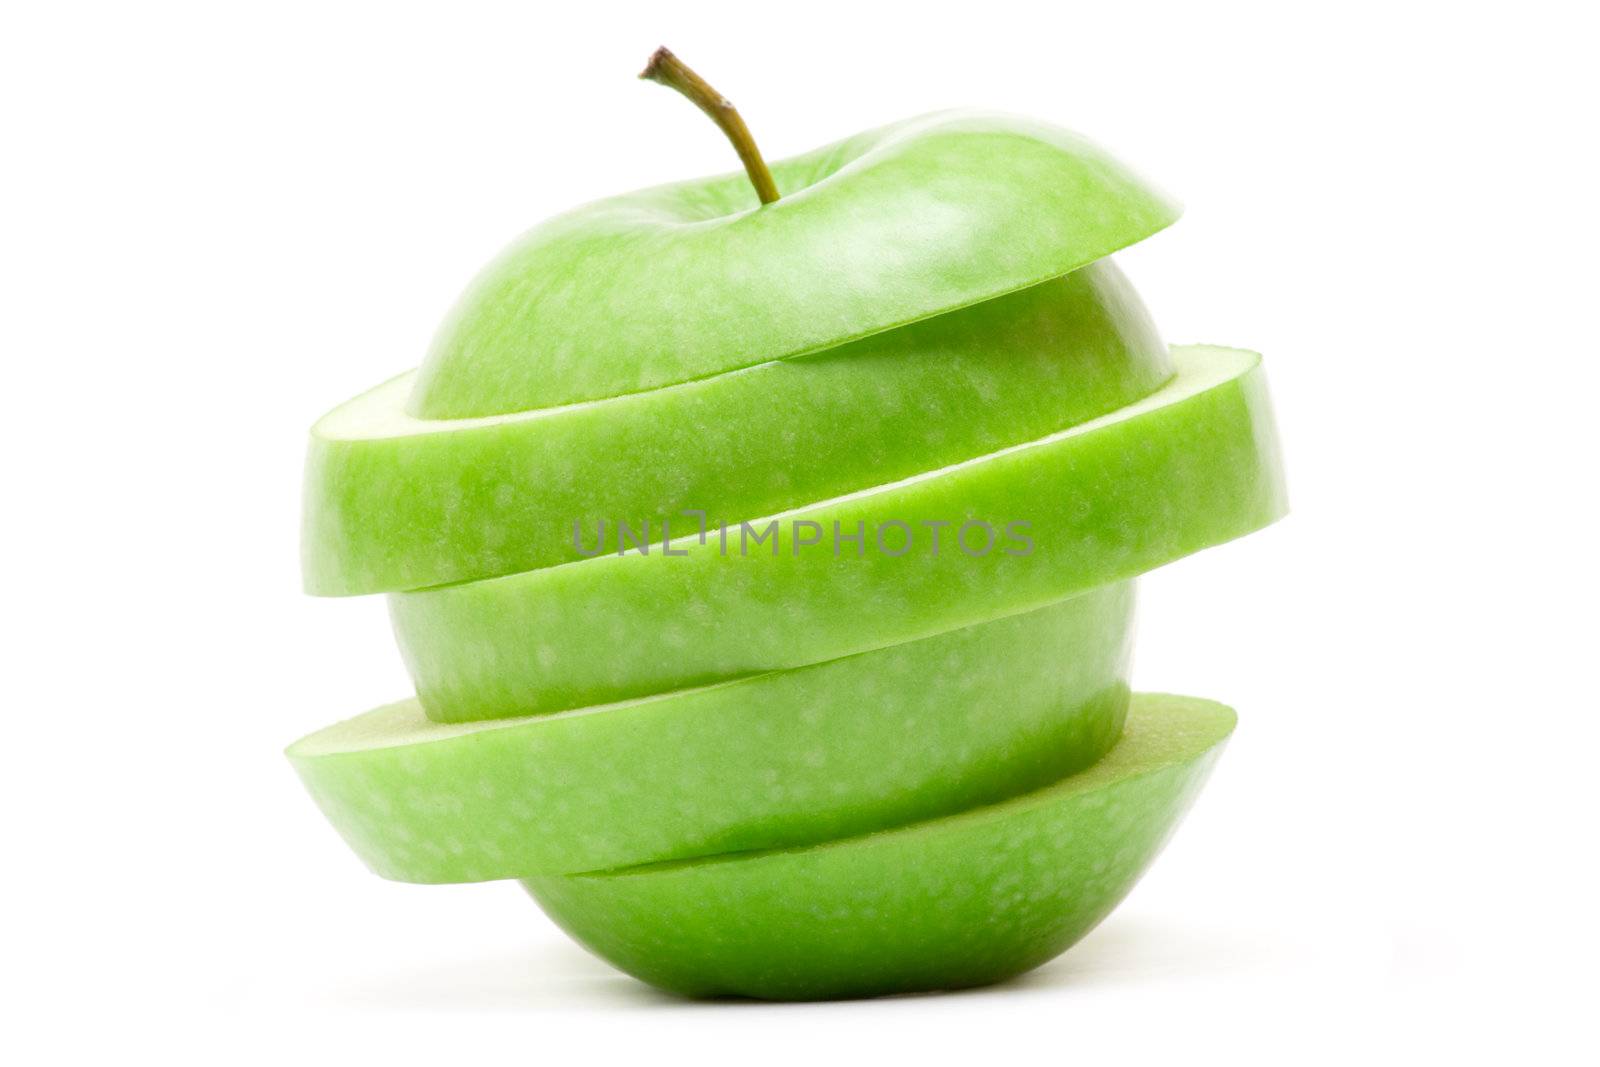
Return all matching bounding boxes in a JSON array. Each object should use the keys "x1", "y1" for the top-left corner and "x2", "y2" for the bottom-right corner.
[{"x1": 639, "y1": 47, "x2": 781, "y2": 206}]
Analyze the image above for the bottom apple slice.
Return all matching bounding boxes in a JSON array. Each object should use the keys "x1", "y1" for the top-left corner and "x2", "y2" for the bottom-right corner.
[
  {"x1": 523, "y1": 692, "x2": 1235, "y2": 1001},
  {"x1": 288, "y1": 583, "x2": 1132, "y2": 881}
]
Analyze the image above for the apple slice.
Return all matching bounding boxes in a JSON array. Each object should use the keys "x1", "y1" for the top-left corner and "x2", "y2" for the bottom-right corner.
[
  {"x1": 288, "y1": 584, "x2": 1131, "y2": 880},
  {"x1": 410, "y1": 111, "x2": 1178, "y2": 417},
  {"x1": 303, "y1": 261, "x2": 1168, "y2": 596},
  {"x1": 523, "y1": 692, "x2": 1235, "y2": 1000},
  {"x1": 392, "y1": 345, "x2": 1285, "y2": 722}
]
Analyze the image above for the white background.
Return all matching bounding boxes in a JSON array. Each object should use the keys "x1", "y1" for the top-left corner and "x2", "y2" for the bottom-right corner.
[{"x1": 4, "y1": 1, "x2": 1596, "y2": 1062}]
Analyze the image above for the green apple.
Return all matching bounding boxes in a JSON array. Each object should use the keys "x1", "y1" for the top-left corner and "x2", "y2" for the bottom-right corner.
[
  {"x1": 392, "y1": 345, "x2": 1285, "y2": 722},
  {"x1": 303, "y1": 260, "x2": 1169, "y2": 596},
  {"x1": 287, "y1": 584, "x2": 1131, "y2": 880},
  {"x1": 288, "y1": 50, "x2": 1288, "y2": 1003},
  {"x1": 523, "y1": 692, "x2": 1234, "y2": 1000},
  {"x1": 410, "y1": 110, "x2": 1178, "y2": 418}
]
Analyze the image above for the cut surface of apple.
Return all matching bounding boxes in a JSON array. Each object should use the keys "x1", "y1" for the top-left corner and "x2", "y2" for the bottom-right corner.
[
  {"x1": 288, "y1": 585, "x2": 1131, "y2": 880},
  {"x1": 523, "y1": 692, "x2": 1234, "y2": 1000},
  {"x1": 393, "y1": 345, "x2": 1285, "y2": 722},
  {"x1": 303, "y1": 261, "x2": 1169, "y2": 596},
  {"x1": 409, "y1": 111, "x2": 1179, "y2": 417}
]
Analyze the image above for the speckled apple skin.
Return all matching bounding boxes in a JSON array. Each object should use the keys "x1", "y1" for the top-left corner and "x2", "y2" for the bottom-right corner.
[
  {"x1": 392, "y1": 346, "x2": 1286, "y2": 722},
  {"x1": 524, "y1": 693, "x2": 1234, "y2": 1000},
  {"x1": 302, "y1": 260, "x2": 1169, "y2": 596},
  {"x1": 410, "y1": 111, "x2": 1179, "y2": 417},
  {"x1": 287, "y1": 584, "x2": 1132, "y2": 881}
]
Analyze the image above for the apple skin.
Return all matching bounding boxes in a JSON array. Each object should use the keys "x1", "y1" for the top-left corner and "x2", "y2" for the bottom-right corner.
[
  {"x1": 287, "y1": 584, "x2": 1131, "y2": 880},
  {"x1": 391, "y1": 345, "x2": 1286, "y2": 723},
  {"x1": 302, "y1": 260, "x2": 1169, "y2": 596},
  {"x1": 409, "y1": 111, "x2": 1179, "y2": 417},
  {"x1": 523, "y1": 693, "x2": 1234, "y2": 1001}
]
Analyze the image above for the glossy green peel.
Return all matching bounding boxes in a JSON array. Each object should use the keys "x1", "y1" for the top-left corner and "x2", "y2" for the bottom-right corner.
[
  {"x1": 303, "y1": 261, "x2": 1169, "y2": 596},
  {"x1": 287, "y1": 585, "x2": 1131, "y2": 880},
  {"x1": 525, "y1": 693, "x2": 1235, "y2": 1001},
  {"x1": 392, "y1": 345, "x2": 1285, "y2": 722},
  {"x1": 409, "y1": 111, "x2": 1179, "y2": 417}
]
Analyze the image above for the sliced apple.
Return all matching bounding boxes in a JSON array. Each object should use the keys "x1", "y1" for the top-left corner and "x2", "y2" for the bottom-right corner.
[
  {"x1": 392, "y1": 345, "x2": 1285, "y2": 722},
  {"x1": 303, "y1": 261, "x2": 1168, "y2": 596},
  {"x1": 288, "y1": 584, "x2": 1131, "y2": 880},
  {"x1": 523, "y1": 692, "x2": 1234, "y2": 1000},
  {"x1": 410, "y1": 111, "x2": 1178, "y2": 417}
]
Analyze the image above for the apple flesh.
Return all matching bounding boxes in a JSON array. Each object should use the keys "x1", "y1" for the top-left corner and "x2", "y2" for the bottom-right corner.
[
  {"x1": 523, "y1": 693, "x2": 1234, "y2": 1000},
  {"x1": 287, "y1": 584, "x2": 1131, "y2": 880},
  {"x1": 392, "y1": 345, "x2": 1286, "y2": 722},
  {"x1": 410, "y1": 111, "x2": 1179, "y2": 417},
  {"x1": 303, "y1": 260, "x2": 1169, "y2": 596}
]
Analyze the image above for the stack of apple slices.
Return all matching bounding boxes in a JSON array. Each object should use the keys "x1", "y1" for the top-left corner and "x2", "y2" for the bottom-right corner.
[{"x1": 290, "y1": 112, "x2": 1287, "y2": 1000}]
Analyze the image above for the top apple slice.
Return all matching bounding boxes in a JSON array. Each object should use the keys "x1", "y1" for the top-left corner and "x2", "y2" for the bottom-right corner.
[{"x1": 408, "y1": 111, "x2": 1180, "y2": 418}]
